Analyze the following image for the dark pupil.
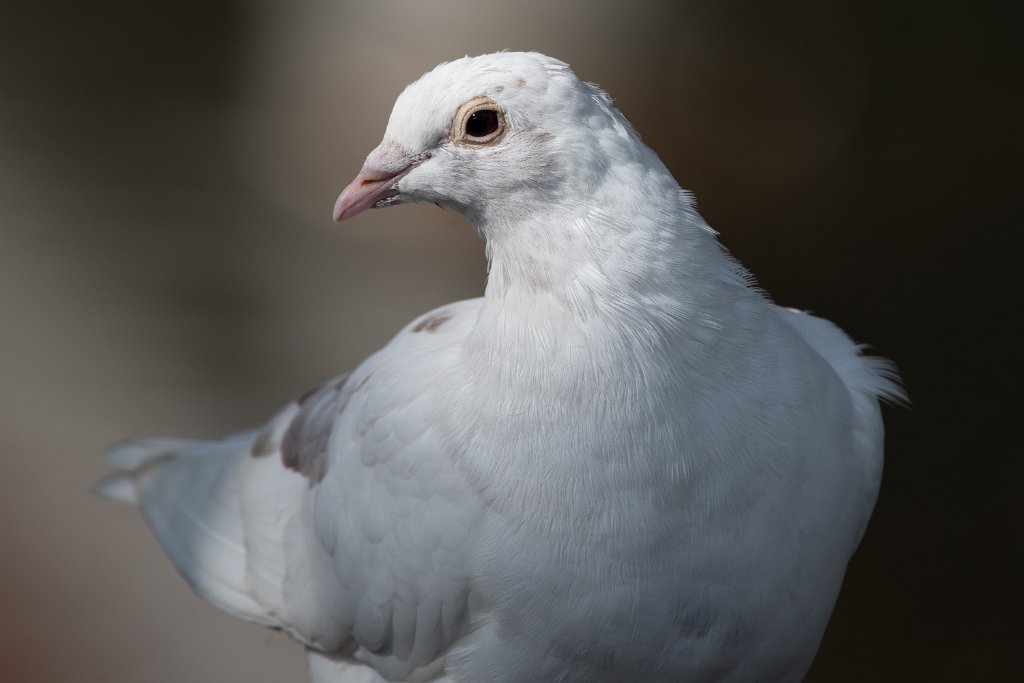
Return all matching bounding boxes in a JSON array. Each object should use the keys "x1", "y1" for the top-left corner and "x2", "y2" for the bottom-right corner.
[{"x1": 466, "y1": 110, "x2": 498, "y2": 138}]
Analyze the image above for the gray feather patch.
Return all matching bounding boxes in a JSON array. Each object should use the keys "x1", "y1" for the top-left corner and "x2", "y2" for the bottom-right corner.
[{"x1": 280, "y1": 374, "x2": 352, "y2": 485}]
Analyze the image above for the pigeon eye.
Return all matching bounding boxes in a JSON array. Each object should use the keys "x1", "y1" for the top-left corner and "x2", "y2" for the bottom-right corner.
[
  {"x1": 466, "y1": 111, "x2": 498, "y2": 138},
  {"x1": 451, "y1": 97, "x2": 505, "y2": 146}
]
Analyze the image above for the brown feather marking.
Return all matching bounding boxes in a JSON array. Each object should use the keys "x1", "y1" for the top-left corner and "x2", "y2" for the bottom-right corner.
[
  {"x1": 296, "y1": 386, "x2": 319, "y2": 406},
  {"x1": 413, "y1": 313, "x2": 452, "y2": 333},
  {"x1": 279, "y1": 374, "x2": 352, "y2": 485},
  {"x1": 250, "y1": 428, "x2": 276, "y2": 458}
]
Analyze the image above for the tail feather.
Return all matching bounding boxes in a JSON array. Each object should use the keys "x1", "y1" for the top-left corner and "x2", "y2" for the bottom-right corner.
[
  {"x1": 99, "y1": 433, "x2": 284, "y2": 627},
  {"x1": 93, "y1": 471, "x2": 139, "y2": 504},
  {"x1": 103, "y1": 437, "x2": 204, "y2": 469}
]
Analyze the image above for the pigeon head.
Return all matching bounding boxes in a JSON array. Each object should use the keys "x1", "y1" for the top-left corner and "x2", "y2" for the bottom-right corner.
[
  {"x1": 332, "y1": 52, "x2": 713, "y2": 303},
  {"x1": 333, "y1": 52, "x2": 648, "y2": 227}
]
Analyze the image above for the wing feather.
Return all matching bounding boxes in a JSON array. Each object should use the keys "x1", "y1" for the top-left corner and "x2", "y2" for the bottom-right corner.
[{"x1": 100, "y1": 299, "x2": 486, "y2": 681}]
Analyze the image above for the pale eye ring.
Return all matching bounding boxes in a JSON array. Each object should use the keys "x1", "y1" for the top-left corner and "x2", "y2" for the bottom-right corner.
[{"x1": 451, "y1": 96, "x2": 506, "y2": 146}]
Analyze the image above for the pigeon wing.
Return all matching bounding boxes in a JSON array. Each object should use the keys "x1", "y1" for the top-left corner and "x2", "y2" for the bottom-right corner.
[{"x1": 99, "y1": 300, "x2": 486, "y2": 680}]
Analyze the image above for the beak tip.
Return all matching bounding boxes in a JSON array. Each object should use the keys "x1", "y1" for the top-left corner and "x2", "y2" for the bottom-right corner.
[
  {"x1": 332, "y1": 161, "x2": 417, "y2": 225},
  {"x1": 333, "y1": 192, "x2": 356, "y2": 223}
]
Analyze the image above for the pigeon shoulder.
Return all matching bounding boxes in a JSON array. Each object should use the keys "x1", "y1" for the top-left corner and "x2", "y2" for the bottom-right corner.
[{"x1": 397, "y1": 298, "x2": 484, "y2": 340}]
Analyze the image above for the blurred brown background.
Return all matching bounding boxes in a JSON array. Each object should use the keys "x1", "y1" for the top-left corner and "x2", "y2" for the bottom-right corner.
[{"x1": 1, "y1": 1, "x2": 1020, "y2": 681}]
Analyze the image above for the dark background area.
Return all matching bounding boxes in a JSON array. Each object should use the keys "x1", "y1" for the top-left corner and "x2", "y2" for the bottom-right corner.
[{"x1": 1, "y1": 1, "x2": 1020, "y2": 681}]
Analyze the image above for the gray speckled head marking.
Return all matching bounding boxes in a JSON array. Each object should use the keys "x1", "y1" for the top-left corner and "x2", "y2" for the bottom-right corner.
[{"x1": 413, "y1": 313, "x2": 452, "y2": 333}]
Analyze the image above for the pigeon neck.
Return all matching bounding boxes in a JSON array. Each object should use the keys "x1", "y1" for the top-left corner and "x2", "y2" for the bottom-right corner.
[
  {"x1": 473, "y1": 219, "x2": 744, "y2": 398},
  {"x1": 477, "y1": 173, "x2": 725, "y2": 326}
]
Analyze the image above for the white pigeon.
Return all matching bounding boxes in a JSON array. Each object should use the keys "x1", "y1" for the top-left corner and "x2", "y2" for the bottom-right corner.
[{"x1": 98, "y1": 52, "x2": 904, "y2": 683}]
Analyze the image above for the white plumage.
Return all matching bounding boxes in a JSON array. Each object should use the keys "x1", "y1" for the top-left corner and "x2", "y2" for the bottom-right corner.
[{"x1": 98, "y1": 52, "x2": 904, "y2": 682}]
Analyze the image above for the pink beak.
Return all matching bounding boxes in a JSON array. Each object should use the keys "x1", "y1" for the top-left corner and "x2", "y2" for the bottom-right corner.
[{"x1": 333, "y1": 164, "x2": 415, "y2": 222}]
